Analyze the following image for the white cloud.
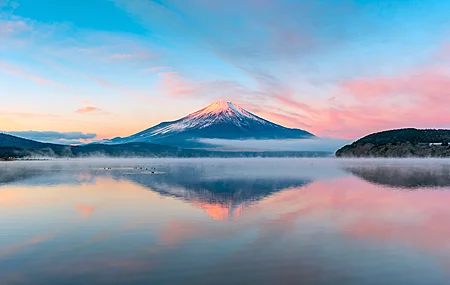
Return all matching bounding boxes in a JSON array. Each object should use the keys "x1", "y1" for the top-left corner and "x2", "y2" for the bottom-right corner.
[
  {"x1": 198, "y1": 138, "x2": 352, "y2": 152},
  {"x1": 3, "y1": 131, "x2": 97, "y2": 145}
]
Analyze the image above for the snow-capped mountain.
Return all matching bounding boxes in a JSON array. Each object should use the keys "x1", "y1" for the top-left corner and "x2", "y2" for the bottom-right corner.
[{"x1": 105, "y1": 101, "x2": 314, "y2": 147}]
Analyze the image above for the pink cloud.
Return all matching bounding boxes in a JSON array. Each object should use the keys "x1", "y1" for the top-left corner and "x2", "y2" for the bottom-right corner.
[
  {"x1": 342, "y1": 68, "x2": 450, "y2": 105},
  {"x1": 273, "y1": 95, "x2": 315, "y2": 115},
  {"x1": 75, "y1": 106, "x2": 98, "y2": 113},
  {"x1": 75, "y1": 106, "x2": 108, "y2": 115},
  {"x1": 243, "y1": 65, "x2": 450, "y2": 138},
  {"x1": 333, "y1": 67, "x2": 450, "y2": 136}
]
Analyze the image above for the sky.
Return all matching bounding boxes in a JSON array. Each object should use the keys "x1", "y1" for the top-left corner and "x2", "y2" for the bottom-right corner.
[{"x1": 2, "y1": 0, "x2": 450, "y2": 143}]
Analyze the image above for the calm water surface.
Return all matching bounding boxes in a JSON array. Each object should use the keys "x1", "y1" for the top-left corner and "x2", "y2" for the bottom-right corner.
[{"x1": 1, "y1": 158, "x2": 450, "y2": 285}]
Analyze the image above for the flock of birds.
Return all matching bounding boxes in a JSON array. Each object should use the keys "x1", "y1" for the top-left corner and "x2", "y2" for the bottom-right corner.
[{"x1": 102, "y1": 166, "x2": 157, "y2": 174}]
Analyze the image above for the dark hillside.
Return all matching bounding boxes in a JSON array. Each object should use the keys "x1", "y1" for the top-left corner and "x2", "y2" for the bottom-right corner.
[{"x1": 336, "y1": 129, "x2": 450, "y2": 157}]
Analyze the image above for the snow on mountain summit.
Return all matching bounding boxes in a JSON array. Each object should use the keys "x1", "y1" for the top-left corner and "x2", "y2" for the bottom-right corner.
[
  {"x1": 189, "y1": 101, "x2": 256, "y2": 119},
  {"x1": 186, "y1": 101, "x2": 267, "y2": 126}
]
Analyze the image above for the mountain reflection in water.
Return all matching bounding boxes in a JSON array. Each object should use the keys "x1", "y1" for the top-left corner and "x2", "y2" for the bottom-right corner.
[
  {"x1": 2, "y1": 159, "x2": 450, "y2": 285},
  {"x1": 0, "y1": 159, "x2": 316, "y2": 220},
  {"x1": 114, "y1": 170, "x2": 311, "y2": 220}
]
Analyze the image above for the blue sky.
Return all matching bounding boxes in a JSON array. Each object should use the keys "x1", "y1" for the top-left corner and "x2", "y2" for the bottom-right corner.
[{"x1": 2, "y1": 0, "x2": 450, "y2": 142}]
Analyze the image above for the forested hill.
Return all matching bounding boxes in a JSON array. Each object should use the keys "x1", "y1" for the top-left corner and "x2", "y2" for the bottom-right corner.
[
  {"x1": 354, "y1": 128, "x2": 450, "y2": 145},
  {"x1": 336, "y1": 128, "x2": 450, "y2": 157},
  {"x1": 0, "y1": 133, "x2": 64, "y2": 149}
]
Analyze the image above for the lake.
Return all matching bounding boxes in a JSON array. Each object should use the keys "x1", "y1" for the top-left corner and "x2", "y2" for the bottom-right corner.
[{"x1": 1, "y1": 158, "x2": 450, "y2": 285}]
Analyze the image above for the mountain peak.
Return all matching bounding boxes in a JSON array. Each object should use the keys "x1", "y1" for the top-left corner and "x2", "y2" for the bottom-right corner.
[
  {"x1": 189, "y1": 101, "x2": 246, "y2": 118},
  {"x1": 209, "y1": 100, "x2": 235, "y2": 109}
]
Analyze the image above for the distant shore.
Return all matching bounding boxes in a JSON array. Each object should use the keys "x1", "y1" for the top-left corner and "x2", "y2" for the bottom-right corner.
[
  {"x1": 336, "y1": 128, "x2": 450, "y2": 158},
  {"x1": 1, "y1": 158, "x2": 53, "y2": 161}
]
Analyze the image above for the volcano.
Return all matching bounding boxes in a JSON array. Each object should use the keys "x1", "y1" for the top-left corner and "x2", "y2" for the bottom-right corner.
[{"x1": 104, "y1": 101, "x2": 314, "y2": 147}]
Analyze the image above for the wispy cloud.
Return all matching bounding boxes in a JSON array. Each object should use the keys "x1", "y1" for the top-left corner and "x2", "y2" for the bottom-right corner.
[
  {"x1": 157, "y1": 71, "x2": 196, "y2": 97},
  {"x1": 75, "y1": 106, "x2": 98, "y2": 113},
  {"x1": 146, "y1": 66, "x2": 170, "y2": 72},
  {"x1": 109, "y1": 51, "x2": 154, "y2": 60},
  {"x1": 109, "y1": 53, "x2": 135, "y2": 59},
  {"x1": 82, "y1": 74, "x2": 112, "y2": 87},
  {"x1": 75, "y1": 106, "x2": 109, "y2": 115},
  {"x1": 155, "y1": 70, "x2": 253, "y2": 101},
  {"x1": 0, "y1": 61, "x2": 63, "y2": 87},
  {"x1": 243, "y1": 104, "x2": 312, "y2": 129}
]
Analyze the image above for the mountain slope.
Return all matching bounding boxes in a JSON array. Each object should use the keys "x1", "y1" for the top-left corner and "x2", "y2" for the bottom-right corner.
[
  {"x1": 106, "y1": 101, "x2": 314, "y2": 146},
  {"x1": 0, "y1": 132, "x2": 62, "y2": 149},
  {"x1": 0, "y1": 133, "x2": 72, "y2": 156}
]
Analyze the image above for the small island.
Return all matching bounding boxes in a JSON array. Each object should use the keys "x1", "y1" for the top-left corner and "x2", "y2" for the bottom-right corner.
[{"x1": 336, "y1": 128, "x2": 450, "y2": 158}]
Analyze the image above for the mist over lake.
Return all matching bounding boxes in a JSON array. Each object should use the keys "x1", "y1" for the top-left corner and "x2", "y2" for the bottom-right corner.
[{"x1": 1, "y1": 158, "x2": 450, "y2": 285}]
